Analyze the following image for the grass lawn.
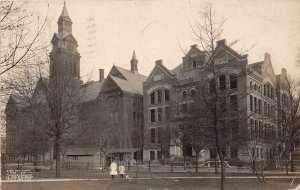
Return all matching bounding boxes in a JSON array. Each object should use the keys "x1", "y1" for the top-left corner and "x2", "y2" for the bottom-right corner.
[{"x1": 2, "y1": 178, "x2": 299, "y2": 190}]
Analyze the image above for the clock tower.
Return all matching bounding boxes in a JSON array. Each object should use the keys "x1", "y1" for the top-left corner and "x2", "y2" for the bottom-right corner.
[{"x1": 49, "y1": 1, "x2": 80, "y2": 82}]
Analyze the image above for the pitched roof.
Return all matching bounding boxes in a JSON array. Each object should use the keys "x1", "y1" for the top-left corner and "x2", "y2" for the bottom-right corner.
[
  {"x1": 66, "y1": 148, "x2": 99, "y2": 156},
  {"x1": 110, "y1": 75, "x2": 143, "y2": 94},
  {"x1": 60, "y1": 1, "x2": 70, "y2": 18},
  {"x1": 80, "y1": 80, "x2": 104, "y2": 102},
  {"x1": 250, "y1": 61, "x2": 263, "y2": 74},
  {"x1": 109, "y1": 65, "x2": 147, "y2": 94}
]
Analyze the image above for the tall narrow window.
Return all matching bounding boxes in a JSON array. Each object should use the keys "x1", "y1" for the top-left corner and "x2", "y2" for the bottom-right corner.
[
  {"x1": 150, "y1": 128, "x2": 155, "y2": 143},
  {"x1": 209, "y1": 79, "x2": 216, "y2": 93},
  {"x1": 219, "y1": 75, "x2": 226, "y2": 91},
  {"x1": 190, "y1": 89, "x2": 196, "y2": 97},
  {"x1": 230, "y1": 95, "x2": 238, "y2": 111},
  {"x1": 192, "y1": 61, "x2": 197, "y2": 69},
  {"x1": 250, "y1": 95, "x2": 253, "y2": 111},
  {"x1": 258, "y1": 99, "x2": 261, "y2": 114},
  {"x1": 150, "y1": 92, "x2": 155, "y2": 104},
  {"x1": 182, "y1": 91, "x2": 187, "y2": 98},
  {"x1": 165, "y1": 107, "x2": 170, "y2": 121},
  {"x1": 230, "y1": 75, "x2": 237, "y2": 89},
  {"x1": 254, "y1": 97, "x2": 257, "y2": 113},
  {"x1": 150, "y1": 109, "x2": 155, "y2": 122},
  {"x1": 164, "y1": 89, "x2": 170, "y2": 101},
  {"x1": 157, "y1": 108, "x2": 162, "y2": 122},
  {"x1": 182, "y1": 103, "x2": 187, "y2": 112},
  {"x1": 157, "y1": 89, "x2": 162, "y2": 103}
]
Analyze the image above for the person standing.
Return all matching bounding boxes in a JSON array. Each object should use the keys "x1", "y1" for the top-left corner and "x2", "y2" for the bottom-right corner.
[
  {"x1": 109, "y1": 160, "x2": 118, "y2": 179},
  {"x1": 119, "y1": 162, "x2": 125, "y2": 178}
]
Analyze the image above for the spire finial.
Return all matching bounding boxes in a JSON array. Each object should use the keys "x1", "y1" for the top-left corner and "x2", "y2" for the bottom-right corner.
[
  {"x1": 130, "y1": 50, "x2": 138, "y2": 73},
  {"x1": 132, "y1": 50, "x2": 137, "y2": 60},
  {"x1": 60, "y1": 0, "x2": 69, "y2": 17}
]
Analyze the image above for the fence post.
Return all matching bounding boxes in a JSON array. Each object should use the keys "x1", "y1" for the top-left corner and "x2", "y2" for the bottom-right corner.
[{"x1": 148, "y1": 161, "x2": 151, "y2": 172}]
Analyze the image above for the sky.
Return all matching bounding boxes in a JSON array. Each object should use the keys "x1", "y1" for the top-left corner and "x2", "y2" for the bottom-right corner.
[{"x1": 18, "y1": 0, "x2": 300, "y2": 80}]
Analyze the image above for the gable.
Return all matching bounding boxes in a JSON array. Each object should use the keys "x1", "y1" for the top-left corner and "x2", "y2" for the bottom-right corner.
[
  {"x1": 144, "y1": 61, "x2": 175, "y2": 85},
  {"x1": 108, "y1": 66, "x2": 126, "y2": 80},
  {"x1": 185, "y1": 45, "x2": 203, "y2": 59},
  {"x1": 51, "y1": 33, "x2": 60, "y2": 44},
  {"x1": 262, "y1": 53, "x2": 275, "y2": 78},
  {"x1": 100, "y1": 76, "x2": 120, "y2": 94},
  {"x1": 64, "y1": 34, "x2": 78, "y2": 44}
]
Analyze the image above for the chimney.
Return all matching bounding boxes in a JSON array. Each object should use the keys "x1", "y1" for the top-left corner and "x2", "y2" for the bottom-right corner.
[
  {"x1": 216, "y1": 39, "x2": 227, "y2": 47},
  {"x1": 155, "y1": 59, "x2": 163, "y2": 65},
  {"x1": 281, "y1": 68, "x2": 287, "y2": 77},
  {"x1": 99, "y1": 69, "x2": 104, "y2": 82},
  {"x1": 264, "y1": 53, "x2": 271, "y2": 61}
]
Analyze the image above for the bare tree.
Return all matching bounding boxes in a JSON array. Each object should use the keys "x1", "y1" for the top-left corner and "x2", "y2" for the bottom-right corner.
[
  {"x1": 182, "y1": 2, "x2": 252, "y2": 189},
  {"x1": 0, "y1": 1, "x2": 48, "y2": 76},
  {"x1": 276, "y1": 74, "x2": 300, "y2": 175}
]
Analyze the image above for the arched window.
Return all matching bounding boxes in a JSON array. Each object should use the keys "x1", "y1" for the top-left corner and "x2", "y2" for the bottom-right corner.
[
  {"x1": 254, "y1": 83, "x2": 257, "y2": 91},
  {"x1": 182, "y1": 90, "x2": 187, "y2": 98},
  {"x1": 190, "y1": 89, "x2": 196, "y2": 97},
  {"x1": 250, "y1": 81, "x2": 253, "y2": 90}
]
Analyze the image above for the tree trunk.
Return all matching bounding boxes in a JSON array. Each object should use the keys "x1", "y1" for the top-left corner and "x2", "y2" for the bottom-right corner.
[
  {"x1": 285, "y1": 158, "x2": 289, "y2": 176},
  {"x1": 214, "y1": 149, "x2": 218, "y2": 174},
  {"x1": 291, "y1": 158, "x2": 294, "y2": 172},
  {"x1": 196, "y1": 151, "x2": 199, "y2": 173},
  {"x1": 55, "y1": 140, "x2": 61, "y2": 178}
]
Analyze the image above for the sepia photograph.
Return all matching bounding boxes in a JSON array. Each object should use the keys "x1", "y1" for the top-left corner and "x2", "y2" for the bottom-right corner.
[{"x1": 0, "y1": 0, "x2": 300, "y2": 189}]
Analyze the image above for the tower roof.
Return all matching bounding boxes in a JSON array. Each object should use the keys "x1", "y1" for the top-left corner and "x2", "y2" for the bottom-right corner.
[
  {"x1": 60, "y1": 1, "x2": 70, "y2": 18},
  {"x1": 131, "y1": 50, "x2": 137, "y2": 61}
]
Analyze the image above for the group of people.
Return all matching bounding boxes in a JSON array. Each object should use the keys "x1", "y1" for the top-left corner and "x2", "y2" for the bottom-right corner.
[{"x1": 109, "y1": 160, "x2": 126, "y2": 179}]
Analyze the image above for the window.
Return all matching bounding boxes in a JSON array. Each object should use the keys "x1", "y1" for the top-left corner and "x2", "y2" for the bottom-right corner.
[
  {"x1": 250, "y1": 81, "x2": 253, "y2": 89},
  {"x1": 209, "y1": 79, "x2": 216, "y2": 93},
  {"x1": 254, "y1": 97, "x2": 257, "y2": 113},
  {"x1": 190, "y1": 89, "x2": 195, "y2": 97},
  {"x1": 264, "y1": 102, "x2": 267, "y2": 116},
  {"x1": 258, "y1": 99, "x2": 261, "y2": 114},
  {"x1": 150, "y1": 128, "x2": 155, "y2": 143},
  {"x1": 158, "y1": 108, "x2": 162, "y2": 122},
  {"x1": 250, "y1": 95, "x2": 253, "y2": 111},
  {"x1": 150, "y1": 92, "x2": 155, "y2": 104},
  {"x1": 157, "y1": 89, "x2": 162, "y2": 103},
  {"x1": 263, "y1": 84, "x2": 266, "y2": 95},
  {"x1": 182, "y1": 91, "x2": 187, "y2": 98},
  {"x1": 192, "y1": 61, "x2": 197, "y2": 69},
  {"x1": 230, "y1": 75, "x2": 237, "y2": 89},
  {"x1": 164, "y1": 89, "x2": 170, "y2": 101},
  {"x1": 158, "y1": 129, "x2": 161, "y2": 143},
  {"x1": 165, "y1": 107, "x2": 170, "y2": 121},
  {"x1": 254, "y1": 83, "x2": 257, "y2": 91},
  {"x1": 182, "y1": 103, "x2": 187, "y2": 112},
  {"x1": 110, "y1": 112, "x2": 118, "y2": 124},
  {"x1": 150, "y1": 109, "x2": 155, "y2": 122},
  {"x1": 250, "y1": 119, "x2": 254, "y2": 138},
  {"x1": 219, "y1": 75, "x2": 226, "y2": 91},
  {"x1": 73, "y1": 156, "x2": 78, "y2": 161},
  {"x1": 259, "y1": 121, "x2": 262, "y2": 139},
  {"x1": 255, "y1": 120, "x2": 258, "y2": 138},
  {"x1": 230, "y1": 95, "x2": 238, "y2": 111},
  {"x1": 150, "y1": 151, "x2": 155, "y2": 160}
]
